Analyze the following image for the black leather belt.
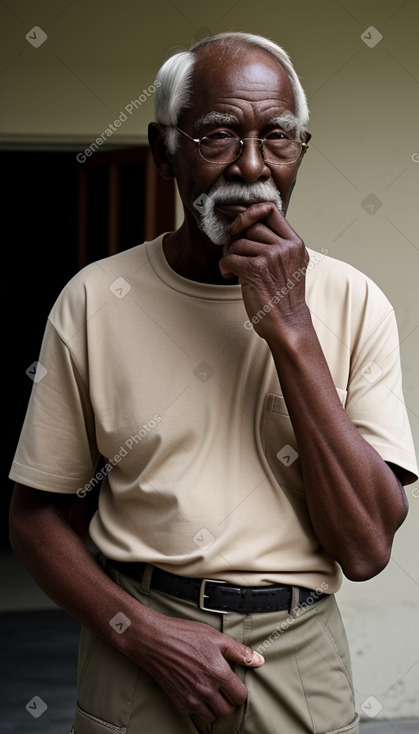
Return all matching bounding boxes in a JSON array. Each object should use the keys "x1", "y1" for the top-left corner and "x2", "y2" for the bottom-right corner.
[{"x1": 106, "y1": 560, "x2": 328, "y2": 614}]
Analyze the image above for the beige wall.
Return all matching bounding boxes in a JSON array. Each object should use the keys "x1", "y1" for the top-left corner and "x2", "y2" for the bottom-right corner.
[{"x1": 1, "y1": 0, "x2": 418, "y2": 721}]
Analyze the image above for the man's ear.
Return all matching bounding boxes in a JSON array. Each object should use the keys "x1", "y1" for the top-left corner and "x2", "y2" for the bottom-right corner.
[{"x1": 148, "y1": 122, "x2": 174, "y2": 180}]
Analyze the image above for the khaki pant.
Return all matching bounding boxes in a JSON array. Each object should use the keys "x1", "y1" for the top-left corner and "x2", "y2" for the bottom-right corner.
[{"x1": 72, "y1": 563, "x2": 359, "y2": 734}]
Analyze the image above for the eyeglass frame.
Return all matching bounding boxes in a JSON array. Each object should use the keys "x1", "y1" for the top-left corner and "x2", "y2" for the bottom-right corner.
[{"x1": 171, "y1": 125, "x2": 309, "y2": 166}]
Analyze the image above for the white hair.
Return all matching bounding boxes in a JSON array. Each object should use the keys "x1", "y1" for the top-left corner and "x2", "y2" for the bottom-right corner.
[{"x1": 154, "y1": 31, "x2": 310, "y2": 153}]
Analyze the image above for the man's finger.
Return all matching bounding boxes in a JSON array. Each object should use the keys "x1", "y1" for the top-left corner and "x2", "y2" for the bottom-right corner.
[
  {"x1": 222, "y1": 640, "x2": 265, "y2": 668},
  {"x1": 243, "y1": 649, "x2": 265, "y2": 666},
  {"x1": 230, "y1": 201, "x2": 297, "y2": 241},
  {"x1": 223, "y1": 235, "x2": 269, "y2": 259},
  {"x1": 229, "y1": 202, "x2": 276, "y2": 237}
]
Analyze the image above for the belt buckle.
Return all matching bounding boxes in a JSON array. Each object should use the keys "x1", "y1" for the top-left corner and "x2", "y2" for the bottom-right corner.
[{"x1": 199, "y1": 578, "x2": 228, "y2": 614}]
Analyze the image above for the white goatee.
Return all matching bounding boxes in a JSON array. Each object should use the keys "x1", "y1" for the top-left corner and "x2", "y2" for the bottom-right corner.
[{"x1": 197, "y1": 182, "x2": 283, "y2": 246}]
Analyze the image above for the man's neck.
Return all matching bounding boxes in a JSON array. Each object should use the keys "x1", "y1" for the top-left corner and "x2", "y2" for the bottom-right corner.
[{"x1": 162, "y1": 225, "x2": 239, "y2": 285}]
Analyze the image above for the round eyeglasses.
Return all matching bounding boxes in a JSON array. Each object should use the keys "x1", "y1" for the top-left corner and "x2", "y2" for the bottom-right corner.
[{"x1": 173, "y1": 126, "x2": 308, "y2": 166}]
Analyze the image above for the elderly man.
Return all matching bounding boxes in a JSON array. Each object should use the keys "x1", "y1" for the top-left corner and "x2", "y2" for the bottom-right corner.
[{"x1": 9, "y1": 31, "x2": 417, "y2": 734}]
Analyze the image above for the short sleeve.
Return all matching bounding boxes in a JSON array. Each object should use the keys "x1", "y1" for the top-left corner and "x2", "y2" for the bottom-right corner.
[
  {"x1": 346, "y1": 308, "x2": 418, "y2": 485},
  {"x1": 9, "y1": 318, "x2": 100, "y2": 493}
]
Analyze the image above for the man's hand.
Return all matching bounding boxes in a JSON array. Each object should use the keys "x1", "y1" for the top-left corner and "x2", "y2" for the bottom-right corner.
[
  {"x1": 10, "y1": 485, "x2": 264, "y2": 725},
  {"x1": 219, "y1": 202, "x2": 310, "y2": 340},
  {"x1": 129, "y1": 613, "x2": 264, "y2": 723}
]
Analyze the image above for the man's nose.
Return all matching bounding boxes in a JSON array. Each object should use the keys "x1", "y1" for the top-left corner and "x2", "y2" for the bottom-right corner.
[{"x1": 225, "y1": 138, "x2": 271, "y2": 183}]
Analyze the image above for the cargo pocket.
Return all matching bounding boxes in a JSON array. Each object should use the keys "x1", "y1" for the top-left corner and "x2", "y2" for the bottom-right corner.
[
  {"x1": 325, "y1": 713, "x2": 359, "y2": 733},
  {"x1": 75, "y1": 625, "x2": 138, "y2": 732},
  {"x1": 291, "y1": 595, "x2": 357, "y2": 733},
  {"x1": 72, "y1": 703, "x2": 127, "y2": 733}
]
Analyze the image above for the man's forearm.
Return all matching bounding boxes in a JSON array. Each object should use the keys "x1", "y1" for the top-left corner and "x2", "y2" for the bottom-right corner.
[
  {"x1": 8, "y1": 484, "x2": 265, "y2": 722},
  {"x1": 220, "y1": 201, "x2": 408, "y2": 580},
  {"x1": 8, "y1": 484, "x2": 156, "y2": 661},
  {"x1": 266, "y1": 309, "x2": 408, "y2": 581}
]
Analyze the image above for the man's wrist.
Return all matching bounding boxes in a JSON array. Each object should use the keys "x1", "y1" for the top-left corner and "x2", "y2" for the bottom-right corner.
[{"x1": 261, "y1": 303, "x2": 313, "y2": 347}]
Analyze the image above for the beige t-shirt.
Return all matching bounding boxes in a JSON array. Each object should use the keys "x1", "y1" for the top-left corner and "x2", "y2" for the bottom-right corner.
[{"x1": 10, "y1": 236, "x2": 418, "y2": 592}]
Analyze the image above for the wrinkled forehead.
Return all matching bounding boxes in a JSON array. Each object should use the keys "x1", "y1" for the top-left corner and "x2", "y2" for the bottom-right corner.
[{"x1": 184, "y1": 44, "x2": 296, "y2": 124}]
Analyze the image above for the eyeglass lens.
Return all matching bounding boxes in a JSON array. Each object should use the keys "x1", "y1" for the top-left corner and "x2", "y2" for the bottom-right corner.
[{"x1": 199, "y1": 137, "x2": 302, "y2": 164}]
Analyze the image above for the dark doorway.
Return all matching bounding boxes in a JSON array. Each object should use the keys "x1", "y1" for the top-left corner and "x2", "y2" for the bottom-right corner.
[{"x1": 2, "y1": 145, "x2": 175, "y2": 547}]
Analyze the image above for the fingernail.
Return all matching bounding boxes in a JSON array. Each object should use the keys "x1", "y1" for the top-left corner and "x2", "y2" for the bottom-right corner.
[{"x1": 245, "y1": 651, "x2": 264, "y2": 664}]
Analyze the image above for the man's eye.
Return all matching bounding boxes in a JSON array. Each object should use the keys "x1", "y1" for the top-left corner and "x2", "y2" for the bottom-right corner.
[
  {"x1": 265, "y1": 131, "x2": 288, "y2": 140},
  {"x1": 206, "y1": 130, "x2": 236, "y2": 140}
]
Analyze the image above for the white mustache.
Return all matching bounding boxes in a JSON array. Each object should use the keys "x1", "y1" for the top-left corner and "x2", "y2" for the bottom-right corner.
[
  {"x1": 196, "y1": 182, "x2": 283, "y2": 246},
  {"x1": 206, "y1": 182, "x2": 282, "y2": 209}
]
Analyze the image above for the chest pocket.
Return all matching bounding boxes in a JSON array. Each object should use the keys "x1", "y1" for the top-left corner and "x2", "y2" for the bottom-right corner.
[{"x1": 260, "y1": 388, "x2": 347, "y2": 494}]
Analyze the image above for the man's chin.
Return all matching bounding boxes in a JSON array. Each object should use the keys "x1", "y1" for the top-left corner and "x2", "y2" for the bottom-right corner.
[
  {"x1": 199, "y1": 217, "x2": 233, "y2": 247},
  {"x1": 204, "y1": 231, "x2": 231, "y2": 248},
  {"x1": 198, "y1": 195, "x2": 282, "y2": 247}
]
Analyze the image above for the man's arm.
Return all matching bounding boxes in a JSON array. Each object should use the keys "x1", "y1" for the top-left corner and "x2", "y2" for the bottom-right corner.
[
  {"x1": 265, "y1": 311, "x2": 408, "y2": 581},
  {"x1": 9, "y1": 483, "x2": 264, "y2": 723},
  {"x1": 220, "y1": 203, "x2": 410, "y2": 582}
]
